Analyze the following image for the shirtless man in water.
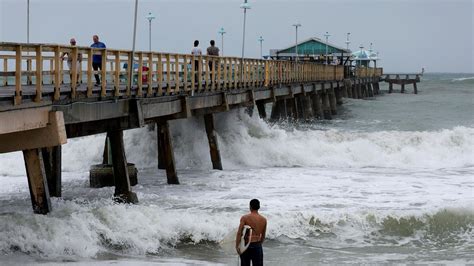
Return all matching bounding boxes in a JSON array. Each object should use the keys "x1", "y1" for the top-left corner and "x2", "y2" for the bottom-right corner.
[{"x1": 236, "y1": 199, "x2": 267, "y2": 266}]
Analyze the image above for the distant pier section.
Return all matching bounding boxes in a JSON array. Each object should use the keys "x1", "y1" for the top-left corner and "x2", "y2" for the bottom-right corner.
[{"x1": 381, "y1": 73, "x2": 421, "y2": 94}]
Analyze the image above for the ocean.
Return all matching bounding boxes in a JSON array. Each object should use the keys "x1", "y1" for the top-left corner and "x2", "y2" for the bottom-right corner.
[{"x1": 0, "y1": 73, "x2": 473, "y2": 265}]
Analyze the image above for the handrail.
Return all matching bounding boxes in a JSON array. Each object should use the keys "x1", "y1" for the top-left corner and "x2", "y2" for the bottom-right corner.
[{"x1": 0, "y1": 42, "x2": 360, "y2": 106}]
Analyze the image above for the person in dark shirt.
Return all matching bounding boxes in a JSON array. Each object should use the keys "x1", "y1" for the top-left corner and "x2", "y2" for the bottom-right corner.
[
  {"x1": 206, "y1": 40, "x2": 219, "y2": 85},
  {"x1": 90, "y1": 35, "x2": 106, "y2": 86}
]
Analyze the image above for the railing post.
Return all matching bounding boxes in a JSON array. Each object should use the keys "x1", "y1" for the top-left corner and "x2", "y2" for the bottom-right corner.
[
  {"x1": 71, "y1": 46, "x2": 78, "y2": 99},
  {"x1": 183, "y1": 54, "x2": 188, "y2": 92},
  {"x1": 53, "y1": 46, "x2": 61, "y2": 101},
  {"x1": 87, "y1": 49, "x2": 93, "y2": 97},
  {"x1": 166, "y1": 54, "x2": 171, "y2": 94},
  {"x1": 147, "y1": 52, "x2": 154, "y2": 96},
  {"x1": 114, "y1": 51, "x2": 120, "y2": 97},
  {"x1": 137, "y1": 52, "x2": 143, "y2": 97},
  {"x1": 2, "y1": 58, "x2": 7, "y2": 86},
  {"x1": 34, "y1": 45, "x2": 43, "y2": 102},
  {"x1": 100, "y1": 49, "x2": 107, "y2": 97},
  {"x1": 14, "y1": 45, "x2": 23, "y2": 105},
  {"x1": 198, "y1": 55, "x2": 203, "y2": 92},
  {"x1": 191, "y1": 55, "x2": 195, "y2": 94},
  {"x1": 175, "y1": 54, "x2": 180, "y2": 93},
  {"x1": 157, "y1": 53, "x2": 163, "y2": 96}
]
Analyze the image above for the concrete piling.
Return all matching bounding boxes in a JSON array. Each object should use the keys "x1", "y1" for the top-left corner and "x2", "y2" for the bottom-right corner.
[
  {"x1": 23, "y1": 148, "x2": 52, "y2": 214},
  {"x1": 204, "y1": 114, "x2": 223, "y2": 170}
]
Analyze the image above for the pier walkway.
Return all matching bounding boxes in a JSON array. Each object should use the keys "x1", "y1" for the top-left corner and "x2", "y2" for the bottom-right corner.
[{"x1": 0, "y1": 42, "x2": 383, "y2": 214}]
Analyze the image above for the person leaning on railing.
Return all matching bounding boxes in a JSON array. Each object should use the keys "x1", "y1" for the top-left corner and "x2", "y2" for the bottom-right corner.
[{"x1": 60, "y1": 38, "x2": 82, "y2": 85}]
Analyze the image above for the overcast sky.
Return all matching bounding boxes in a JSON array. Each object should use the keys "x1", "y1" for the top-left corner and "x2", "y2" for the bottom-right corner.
[{"x1": 1, "y1": 0, "x2": 473, "y2": 73}]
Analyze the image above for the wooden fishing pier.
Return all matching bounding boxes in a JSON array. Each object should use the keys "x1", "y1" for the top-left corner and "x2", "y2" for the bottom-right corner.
[
  {"x1": 0, "y1": 42, "x2": 383, "y2": 214},
  {"x1": 381, "y1": 73, "x2": 421, "y2": 94}
]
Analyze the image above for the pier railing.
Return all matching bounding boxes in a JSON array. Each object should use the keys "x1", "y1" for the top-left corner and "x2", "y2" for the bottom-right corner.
[
  {"x1": 0, "y1": 42, "x2": 349, "y2": 106},
  {"x1": 355, "y1": 67, "x2": 383, "y2": 78}
]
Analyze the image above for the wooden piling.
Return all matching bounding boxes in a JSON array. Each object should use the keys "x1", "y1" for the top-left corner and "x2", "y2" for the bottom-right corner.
[
  {"x1": 311, "y1": 91, "x2": 323, "y2": 119},
  {"x1": 285, "y1": 98, "x2": 297, "y2": 121},
  {"x1": 256, "y1": 100, "x2": 267, "y2": 119},
  {"x1": 302, "y1": 94, "x2": 313, "y2": 121},
  {"x1": 401, "y1": 83, "x2": 405, "y2": 93},
  {"x1": 204, "y1": 114, "x2": 223, "y2": 170},
  {"x1": 388, "y1": 82, "x2": 393, "y2": 93},
  {"x1": 322, "y1": 90, "x2": 332, "y2": 120},
  {"x1": 108, "y1": 130, "x2": 139, "y2": 203},
  {"x1": 367, "y1": 83, "x2": 374, "y2": 97},
  {"x1": 413, "y1": 82, "x2": 418, "y2": 94},
  {"x1": 157, "y1": 121, "x2": 179, "y2": 184},
  {"x1": 295, "y1": 94, "x2": 305, "y2": 120},
  {"x1": 41, "y1": 146, "x2": 61, "y2": 197},
  {"x1": 329, "y1": 84, "x2": 337, "y2": 115},
  {"x1": 23, "y1": 148, "x2": 52, "y2": 214}
]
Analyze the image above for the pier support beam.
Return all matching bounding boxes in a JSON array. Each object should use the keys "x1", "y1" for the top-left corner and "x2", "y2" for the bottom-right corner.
[
  {"x1": 388, "y1": 82, "x2": 393, "y2": 93},
  {"x1": 108, "y1": 130, "x2": 138, "y2": 203},
  {"x1": 329, "y1": 85, "x2": 337, "y2": 115},
  {"x1": 413, "y1": 82, "x2": 418, "y2": 94},
  {"x1": 256, "y1": 100, "x2": 267, "y2": 119},
  {"x1": 157, "y1": 121, "x2": 179, "y2": 184},
  {"x1": 23, "y1": 148, "x2": 51, "y2": 214},
  {"x1": 352, "y1": 83, "x2": 358, "y2": 99},
  {"x1": 335, "y1": 83, "x2": 344, "y2": 105},
  {"x1": 295, "y1": 95, "x2": 305, "y2": 121},
  {"x1": 311, "y1": 92, "x2": 323, "y2": 119},
  {"x1": 157, "y1": 124, "x2": 166, "y2": 170},
  {"x1": 322, "y1": 90, "x2": 332, "y2": 120},
  {"x1": 204, "y1": 114, "x2": 223, "y2": 170},
  {"x1": 302, "y1": 94, "x2": 313, "y2": 121},
  {"x1": 367, "y1": 83, "x2": 374, "y2": 97},
  {"x1": 41, "y1": 146, "x2": 61, "y2": 197},
  {"x1": 401, "y1": 84, "x2": 405, "y2": 93},
  {"x1": 285, "y1": 98, "x2": 297, "y2": 121},
  {"x1": 270, "y1": 99, "x2": 284, "y2": 121}
]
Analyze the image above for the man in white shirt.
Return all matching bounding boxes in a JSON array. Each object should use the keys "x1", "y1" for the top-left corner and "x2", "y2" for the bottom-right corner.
[{"x1": 191, "y1": 40, "x2": 202, "y2": 89}]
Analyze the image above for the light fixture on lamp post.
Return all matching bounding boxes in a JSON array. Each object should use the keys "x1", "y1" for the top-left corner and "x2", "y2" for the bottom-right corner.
[
  {"x1": 324, "y1": 31, "x2": 331, "y2": 64},
  {"x1": 292, "y1": 23, "x2": 301, "y2": 62},
  {"x1": 258, "y1": 36, "x2": 264, "y2": 59},
  {"x1": 346, "y1": 32, "x2": 351, "y2": 50},
  {"x1": 218, "y1": 27, "x2": 226, "y2": 56},
  {"x1": 145, "y1": 12, "x2": 156, "y2": 52}
]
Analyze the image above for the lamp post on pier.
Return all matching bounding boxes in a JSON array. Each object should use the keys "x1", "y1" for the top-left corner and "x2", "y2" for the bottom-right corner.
[
  {"x1": 129, "y1": 0, "x2": 139, "y2": 90},
  {"x1": 240, "y1": 0, "x2": 251, "y2": 83},
  {"x1": 292, "y1": 23, "x2": 301, "y2": 62},
  {"x1": 324, "y1": 31, "x2": 330, "y2": 64},
  {"x1": 218, "y1": 27, "x2": 226, "y2": 56},
  {"x1": 258, "y1": 36, "x2": 264, "y2": 59},
  {"x1": 27, "y1": 0, "x2": 30, "y2": 44},
  {"x1": 145, "y1": 12, "x2": 156, "y2": 52}
]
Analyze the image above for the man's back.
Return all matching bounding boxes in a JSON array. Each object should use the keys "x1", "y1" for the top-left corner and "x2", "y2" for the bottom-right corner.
[
  {"x1": 207, "y1": 46, "x2": 219, "y2": 56},
  {"x1": 241, "y1": 212, "x2": 267, "y2": 242}
]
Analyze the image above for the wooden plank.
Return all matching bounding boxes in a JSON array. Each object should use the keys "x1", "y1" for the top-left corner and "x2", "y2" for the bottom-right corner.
[
  {"x1": 114, "y1": 51, "x2": 120, "y2": 96},
  {"x1": 70, "y1": 46, "x2": 78, "y2": 99},
  {"x1": 191, "y1": 55, "x2": 195, "y2": 94},
  {"x1": 216, "y1": 57, "x2": 221, "y2": 91},
  {"x1": 137, "y1": 52, "x2": 143, "y2": 97},
  {"x1": 14, "y1": 45, "x2": 22, "y2": 105},
  {"x1": 183, "y1": 55, "x2": 188, "y2": 92},
  {"x1": 87, "y1": 49, "x2": 93, "y2": 97},
  {"x1": 198, "y1": 55, "x2": 203, "y2": 92},
  {"x1": 223, "y1": 57, "x2": 228, "y2": 90},
  {"x1": 53, "y1": 46, "x2": 60, "y2": 100},
  {"x1": 3, "y1": 58, "x2": 8, "y2": 86},
  {"x1": 166, "y1": 54, "x2": 171, "y2": 95},
  {"x1": 175, "y1": 54, "x2": 180, "y2": 93},
  {"x1": 35, "y1": 45, "x2": 43, "y2": 102},
  {"x1": 147, "y1": 52, "x2": 153, "y2": 96},
  {"x1": 157, "y1": 53, "x2": 163, "y2": 96},
  {"x1": 100, "y1": 49, "x2": 107, "y2": 97}
]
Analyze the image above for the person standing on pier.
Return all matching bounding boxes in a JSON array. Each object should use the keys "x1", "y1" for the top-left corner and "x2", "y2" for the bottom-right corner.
[
  {"x1": 236, "y1": 199, "x2": 267, "y2": 266},
  {"x1": 60, "y1": 38, "x2": 82, "y2": 84},
  {"x1": 191, "y1": 40, "x2": 202, "y2": 86},
  {"x1": 90, "y1": 35, "x2": 106, "y2": 86},
  {"x1": 206, "y1": 40, "x2": 220, "y2": 84}
]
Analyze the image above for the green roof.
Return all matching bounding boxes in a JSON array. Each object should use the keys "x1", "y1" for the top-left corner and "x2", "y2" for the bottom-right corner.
[{"x1": 277, "y1": 37, "x2": 349, "y2": 55}]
